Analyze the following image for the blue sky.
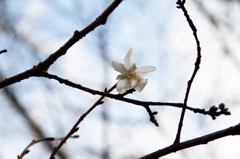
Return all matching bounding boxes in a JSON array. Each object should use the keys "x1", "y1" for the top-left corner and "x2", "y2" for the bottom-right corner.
[{"x1": 0, "y1": 0, "x2": 240, "y2": 159}]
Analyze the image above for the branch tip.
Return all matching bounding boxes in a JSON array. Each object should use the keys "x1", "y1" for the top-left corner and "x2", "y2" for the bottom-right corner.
[
  {"x1": 24, "y1": 150, "x2": 30, "y2": 154},
  {"x1": 0, "y1": 49, "x2": 7, "y2": 54}
]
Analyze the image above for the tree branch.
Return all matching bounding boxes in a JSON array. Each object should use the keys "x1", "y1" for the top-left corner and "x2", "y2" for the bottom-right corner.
[
  {"x1": 49, "y1": 84, "x2": 116, "y2": 159},
  {"x1": 0, "y1": 72, "x2": 68, "y2": 159},
  {"x1": 140, "y1": 123, "x2": 240, "y2": 159},
  {"x1": 18, "y1": 135, "x2": 79, "y2": 159},
  {"x1": 37, "y1": 72, "x2": 230, "y2": 120},
  {"x1": 174, "y1": 0, "x2": 202, "y2": 144},
  {"x1": 0, "y1": 0, "x2": 123, "y2": 89}
]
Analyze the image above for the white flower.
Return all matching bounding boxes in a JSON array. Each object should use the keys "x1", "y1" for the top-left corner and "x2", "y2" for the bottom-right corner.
[{"x1": 111, "y1": 48, "x2": 156, "y2": 93}]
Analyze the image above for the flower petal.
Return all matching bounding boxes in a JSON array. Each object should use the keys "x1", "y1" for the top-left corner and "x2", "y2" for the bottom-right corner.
[
  {"x1": 111, "y1": 61, "x2": 127, "y2": 74},
  {"x1": 116, "y1": 79, "x2": 131, "y2": 93},
  {"x1": 131, "y1": 79, "x2": 139, "y2": 88},
  {"x1": 133, "y1": 77, "x2": 148, "y2": 92},
  {"x1": 137, "y1": 66, "x2": 156, "y2": 77},
  {"x1": 124, "y1": 48, "x2": 133, "y2": 69}
]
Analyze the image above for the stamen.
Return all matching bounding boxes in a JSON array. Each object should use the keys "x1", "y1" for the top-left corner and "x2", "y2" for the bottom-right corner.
[{"x1": 127, "y1": 64, "x2": 138, "y2": 79}]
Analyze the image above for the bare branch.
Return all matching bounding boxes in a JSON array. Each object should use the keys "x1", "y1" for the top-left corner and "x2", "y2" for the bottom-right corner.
[
  {"x1": 0, "y1": 72, "x2": 68, "y2": 159},
  {"x1": 49, "y1": 84, "x2": 116, "y2": 159},
  {"x1": 143, "y1": 106, "x2": 159, "y2": 127},
  {"x1": 18, "y1": 135, "x2": 79, "y2": 159},
  {"x1": 174, "y1": 0, "x2": 202, "y2": 144},
  {"x1": 37, "y1": 72, "x2": 230, "y2": 120},
  {"x1": 140, "y1": 123, "x2": 240, "y2": 159},
  {"x1": 0, "y1": 0, "x2": 123, "y2": 89},
  {"x1": 191, "y1": 103, "x2": 231, "y2": 120}
]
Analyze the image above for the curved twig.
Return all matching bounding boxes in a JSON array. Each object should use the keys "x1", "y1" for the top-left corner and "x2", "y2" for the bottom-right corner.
[
  {"x1": 18, "y1": 135, "x2": 79, "y2": 159},
  {"x1": 174, "y1": 0, "x2": 202, "y2": 144}
]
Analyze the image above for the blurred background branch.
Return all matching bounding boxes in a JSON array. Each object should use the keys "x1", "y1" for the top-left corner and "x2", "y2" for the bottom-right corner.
[{"x1": 0, "y1": 0, "x2": 240, "y2": 159}]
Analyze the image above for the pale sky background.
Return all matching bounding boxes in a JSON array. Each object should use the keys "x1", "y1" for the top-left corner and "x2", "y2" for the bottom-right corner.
[{"x1": 0, "y1": 0, "x2": 240, "y2": 159}]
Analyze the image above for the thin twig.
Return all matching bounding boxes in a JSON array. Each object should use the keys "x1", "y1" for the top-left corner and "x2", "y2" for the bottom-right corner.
[
  {"x1": 37, "y1": 72, "x2": 230, "y2": 119},
  {"x1": 49, "y1": 84, "x2": 116, "y2": 159},
  {"x1": 36, "y1": 71, "x2": 184, "y2": 107},
  {"x1": 188, "y1": 103, "x2": 230, "y2": 120},
  {"x1": 143, "y1": 106, "x2": 159, "y2": 126},
  {"x1": 18, "y1": 135, "x2": 79, "y2": 159},
  {"x1": 174, "y1": 0, "x2": 202, "y2": 144},
  {"x1": 139, "y1": 123, "x2": 240, "y2": 159}
]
